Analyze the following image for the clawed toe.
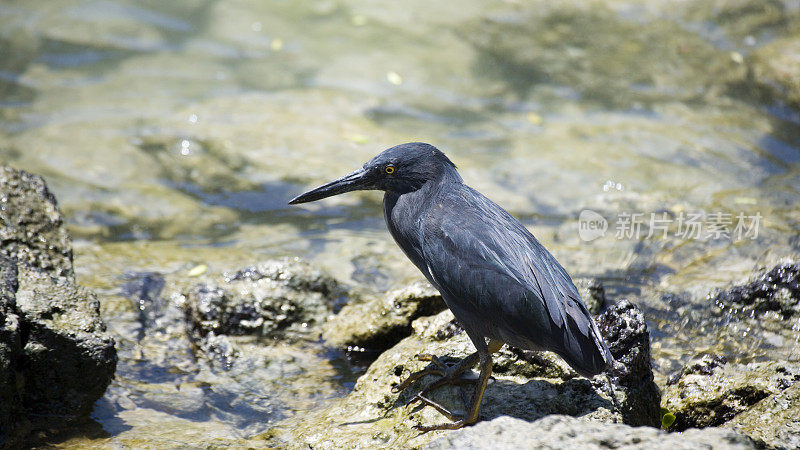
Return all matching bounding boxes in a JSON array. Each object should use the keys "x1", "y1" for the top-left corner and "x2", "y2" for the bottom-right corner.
[
  {"x1": 392, "y1": 365, "x2": 445, "y2": 393},
  {"x1": 415, "y1": 353, "x2": 448, "y2": 370}
]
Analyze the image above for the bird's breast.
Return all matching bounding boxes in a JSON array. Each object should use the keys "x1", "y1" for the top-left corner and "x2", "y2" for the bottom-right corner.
[{"x1": 383, "y1": 190, "x2": 433, "y2": 281}]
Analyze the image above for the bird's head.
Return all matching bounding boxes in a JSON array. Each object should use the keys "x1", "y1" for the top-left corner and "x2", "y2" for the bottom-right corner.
[{"x1": 289, "y1": 142, "x2": 460, "y2": 204}]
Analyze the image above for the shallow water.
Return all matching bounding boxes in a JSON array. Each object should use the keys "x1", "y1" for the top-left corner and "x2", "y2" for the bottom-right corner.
[{"x1": 1, "y1": 0, "x2": 799, "y2": 446}]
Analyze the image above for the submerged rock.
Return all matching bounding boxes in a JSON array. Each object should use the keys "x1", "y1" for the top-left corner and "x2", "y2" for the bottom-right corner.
[
  {"x1": 463, "y1": 4, "x2": 747, "y2": 108},
  {"x1": 750, "y1": 36, "x2": 800, "y2": 109},
  {"x1": 0, "y1": 166, "x2": 117, "y2": 446},
  {"x1": 183, "y1": 258, "x2": 347, "y2": 341},
  {"x1": 425, "y1": 415, "x2": 756, "y2": 450},
  {"x1": 322, "y1": 281, "x2": 446, "y2": 353},
  {"x1": 663, "y1": 356, "x2": 800, "y2": 448},
  {"x1": 264, "y1": 295, "x2": 660, "y2": 447}
]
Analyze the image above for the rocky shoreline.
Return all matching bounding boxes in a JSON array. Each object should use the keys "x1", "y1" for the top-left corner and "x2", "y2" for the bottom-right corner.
[{"x1": 2, "y1": 167, "x2": 799, "y2": 448}]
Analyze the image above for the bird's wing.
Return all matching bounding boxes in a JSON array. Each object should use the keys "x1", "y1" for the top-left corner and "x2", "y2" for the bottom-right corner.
[{"x1": 421, "y1": 186, "x2": 611, "y2": 375}]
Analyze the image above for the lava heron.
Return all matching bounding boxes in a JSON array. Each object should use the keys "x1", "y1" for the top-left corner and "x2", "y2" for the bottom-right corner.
[{"x1": 289, "y1": 142, "x2": 615, "y2": 430}]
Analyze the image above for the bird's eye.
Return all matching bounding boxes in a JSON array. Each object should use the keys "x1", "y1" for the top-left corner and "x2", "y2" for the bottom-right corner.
[{"x1": 385, "y1": 165, "x2": 395, "y2": 174}]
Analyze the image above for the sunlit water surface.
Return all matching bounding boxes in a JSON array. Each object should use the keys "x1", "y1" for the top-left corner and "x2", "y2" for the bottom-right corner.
[{"x1": 1, "y1": 0, "x2": 799, "y2": 446}]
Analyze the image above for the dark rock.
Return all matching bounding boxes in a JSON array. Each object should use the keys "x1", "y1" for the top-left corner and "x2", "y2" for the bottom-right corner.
[
  {"x1": 183, "y1": 259, "x2": 345, "y2": 341},
  {"x1": 596, "y1": 299, "x2": 662, "y2": 427},
  {"x1": 0, "y1": 257, "x2": 27, "y2": 448},
  {"x1": 224, "y1": 258, "x2": 347, "y2": 306},
  {"x1": 0, "y1": 166, "x2": 73, "y2": 279},
  {"x1": 16, "y1": 266, "x2": 117, "y2": 426},
  {"x1": 667, "y1": 354, "x2": 728, "y2": 385},
  {"x1": 425, "y1": 415, "x2": 757, "y2": 450},
  {"x1": 712, "y1": 262, "x2": 800, "y2": 319},
  {"x1": 0, "y1": 166, "x2": 117, "y2": 444}
]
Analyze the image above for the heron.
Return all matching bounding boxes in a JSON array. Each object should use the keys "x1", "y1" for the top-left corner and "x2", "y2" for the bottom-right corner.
[{"x1": 289, "y1": 142, "x2": 615, "y2": 430}]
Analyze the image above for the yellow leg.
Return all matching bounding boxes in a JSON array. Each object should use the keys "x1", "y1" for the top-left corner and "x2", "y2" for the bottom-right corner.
[{"x1": 396, "y1": 339, "x2": 504, "y2": 431}]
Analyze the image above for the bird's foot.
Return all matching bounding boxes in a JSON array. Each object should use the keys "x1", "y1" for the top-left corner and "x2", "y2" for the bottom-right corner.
[
  {"x1": 392, "y1": 353, "x2": 478, "y2": 395},
  {"x1": 410, "y1": 393, "x2": 474, "y2": 431}
]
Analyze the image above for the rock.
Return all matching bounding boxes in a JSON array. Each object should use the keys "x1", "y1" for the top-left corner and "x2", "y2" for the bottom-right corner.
[
  {"x1": 667, "y1": 354, "x2": 728, "y2": 385},
  {"x1": 750, "y1": 36, "x2": 800, "y2": 109},
  {"x1": 462, "y1": 4, "x2": 747, "y2": 108},
  {"x1": 322, "y1": 281, "x2": 446, "y2": 352},
  {"x1": 711, "y1": 262, "x2": 800, "y2": 319},
  {"x1": 264, "y1": 296, "x2": 660, "y2": 447},
  {"x1": 663, "y1": 357, "x2": 800, "y2": 434},
  {"x1": 726, "y1": 381, "x2": 800, "y2": 450},
  {"x1": 0, "y1": 257, "x2": 27, "y2": 448},
  {"x1": 0, "y1": 166, "x2": 117, "y2": 445},
  {"x1": 574, "y1": 277, "x2": 607, "y2": 315},
  {"x1": 0, "y1": 166, "x2": 73, "y2": 279},
  {"x1": 425, "y1": 415, "x2": 756, "y2": 450},
  {"x1": 596, "y1": 299, "x2": 662, "y2": 427},
  {"x1": 15, "y1": 266, "x2": 117, "y2": 424},
  {"x1": 182, "y1": 258, "x2": 347, "y2": 341}
]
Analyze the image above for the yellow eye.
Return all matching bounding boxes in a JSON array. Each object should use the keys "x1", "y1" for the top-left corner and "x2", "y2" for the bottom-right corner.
[{"x1": 385, "y1": 165, "x2": 395, "y2": 174}]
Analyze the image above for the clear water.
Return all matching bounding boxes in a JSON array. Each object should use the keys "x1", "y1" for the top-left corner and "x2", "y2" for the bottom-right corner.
[{"x1": 1, "y1": 0, "x2": 798, "y2": 446}]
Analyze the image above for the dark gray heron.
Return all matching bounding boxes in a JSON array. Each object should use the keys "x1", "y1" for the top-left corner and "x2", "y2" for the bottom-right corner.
[{"x1": 289, "y1": 142, "x2": 614, "y2": 430}]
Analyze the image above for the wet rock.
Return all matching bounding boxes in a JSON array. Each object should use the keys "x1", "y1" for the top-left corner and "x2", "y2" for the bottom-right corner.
[
  {"x1": 712, "y1": 262, "x2": 800, "y2": 319},
  {"x1": 663, "y1": 357, "x2": 800, "y2": 435},
  {"x1": 322, "y1": 281, "x2": 446, "y2": 352},
  {"x1": 596, "y1": 299, "x2": 662, "y2": 427},
  {"x1": 750, "y1": 36, "x2": 800, "y2": 109},
  {"x1": 183, "y1": 258, "x2": 347, "y2": 341},
  {"x1": 0, "y1": 166, "x2": 73, "y2": 278},
  {"x1": 265, "y1": 296, "x2": 660, "y2": 447},
  {"x1": 16, "y1": 266, "x2": 117, "y2": 424},
  {"x1": 425, "y1": 415, "x2": 756, "y2": 450},
  {"x1": 667, "y1": 354, "x2": 728, "y2": 385},
  {"x1": 0, "y1": 166, "x2": 117, "y2": 444}
]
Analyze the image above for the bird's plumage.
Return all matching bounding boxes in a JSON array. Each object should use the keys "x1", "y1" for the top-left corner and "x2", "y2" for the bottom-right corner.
[{"x1": 384, "y1": 162, "x2": 612, "y2": 377}]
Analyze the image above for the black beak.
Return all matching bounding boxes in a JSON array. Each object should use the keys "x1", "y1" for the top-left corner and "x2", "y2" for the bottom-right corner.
[{"x1": 288, "y1": 167, "x2": 371, "y2": 205}]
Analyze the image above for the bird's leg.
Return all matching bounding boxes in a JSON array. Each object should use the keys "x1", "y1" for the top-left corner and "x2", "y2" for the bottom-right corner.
[
  {"x1": 413, "y1": 352, "x2": 494, "y2": 431},
  {"x1": 399, "y1": 339, "x2": 503, "y2": 431}
]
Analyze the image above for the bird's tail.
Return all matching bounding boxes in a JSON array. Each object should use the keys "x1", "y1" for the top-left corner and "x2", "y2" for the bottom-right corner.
[{"x1": 558, "y1": 297, "x2": 615, "y2": 378}]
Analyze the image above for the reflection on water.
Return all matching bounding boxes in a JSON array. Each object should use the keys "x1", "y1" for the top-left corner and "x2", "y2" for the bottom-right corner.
[{"x1": 1, "y1": 0, "x2": 799, "y2": 446}]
